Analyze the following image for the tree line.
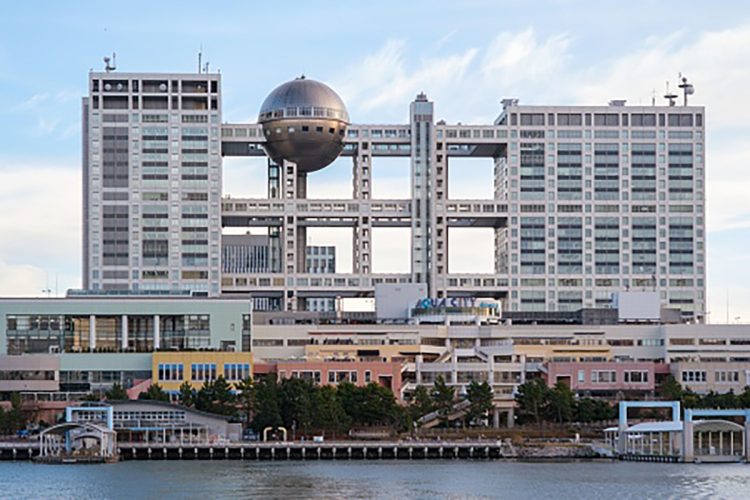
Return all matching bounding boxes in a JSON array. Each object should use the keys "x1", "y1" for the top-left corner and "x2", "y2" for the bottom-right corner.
[
  {"x1": 514, "y1": 378, "x2": 616, "y2": 425},
  {"x1": 659, "y1": 375, "x2": 750, "y2": 409},
  {"x1": 0, "y1": 393, "x2": 27, "y2": 436},
  {"x1": 101, "y1": 375, "x2": 497, "y2": 435},
  {"x1": 515, "y1": 376, "x2": 750, "y2": 426}
]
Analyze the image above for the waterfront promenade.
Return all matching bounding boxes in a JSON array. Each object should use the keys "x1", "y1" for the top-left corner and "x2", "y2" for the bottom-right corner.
[{"x1": 0, "y1": 439, "x2": 600, "y2": 461}]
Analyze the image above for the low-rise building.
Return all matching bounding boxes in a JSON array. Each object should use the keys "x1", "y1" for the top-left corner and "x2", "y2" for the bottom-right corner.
[
  {"x1": 0, "y1": 296, "x2": 252, "y2": 395},
  {"x1": 152, "y1": 351, "x2": 253, "y2": 391},
  {"x1": 670, "y1": 361, "x2": 750, "y2": 395},
  {"x1": 543, "y1": 361, "x2": 669, "y2": 398},
  {"x1": 0, "y1": 354, "x2": 59, "y2": 394},
  {"x1": 276, "y1": 360, "x2": 403, "y2": 398}
]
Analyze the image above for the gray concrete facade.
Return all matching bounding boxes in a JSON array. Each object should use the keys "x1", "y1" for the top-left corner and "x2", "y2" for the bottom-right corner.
[
  {"x1": 81, "y1": 69, "x2": 705, "y2": 321},
  {"x1": 83, "y1": 72, "x2": 223, "y2": 296},
  {"x1": 0, "y1": 297, "x2": 250, "y2": 355}
]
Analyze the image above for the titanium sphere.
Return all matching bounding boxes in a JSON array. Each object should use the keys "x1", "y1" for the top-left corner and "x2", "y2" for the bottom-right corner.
[{"x1": 258, "y1": 76, "x2": 349, "y2": 173}]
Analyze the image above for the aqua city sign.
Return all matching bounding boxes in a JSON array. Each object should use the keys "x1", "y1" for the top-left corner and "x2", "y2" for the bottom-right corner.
[{"x1": 414, "y1": 297, "x2": 495, "y2": 309}]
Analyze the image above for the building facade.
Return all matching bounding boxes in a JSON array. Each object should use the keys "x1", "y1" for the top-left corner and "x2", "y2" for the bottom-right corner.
[
  {"x1": 83, "y1": 72, "x2": 223, "y2": 296},
  {"x1": 82, "y1": 70, "x2": 705, "y2": 320},
  {"x1": 152, "y1": 351, "x2": 253, "y2": 391},
  {"x1": 221, "y1": 94, "x2": 705, "y2": 319},
  {"x1": 0, "y1": 297, "x2": 251, "y2": 397}
]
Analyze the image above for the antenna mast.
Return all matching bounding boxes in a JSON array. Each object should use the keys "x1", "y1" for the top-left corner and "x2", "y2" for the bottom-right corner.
[
  {"x1": 677, "y1": 73, "x2": 695, "y2": 106},
  {"x1": 103, "y1": 52, "x2": 117, "y2": 72},
  {"x1": 663, "y1": 81, "x2": 677, "y2": 106}
]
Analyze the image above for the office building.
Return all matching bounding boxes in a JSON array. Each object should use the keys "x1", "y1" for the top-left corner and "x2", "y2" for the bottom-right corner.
[
  {"x1": 83, "y1": 72, "x2": 223, "y2": 296},
  {"x1": 81, "y1": 69, "x2": 704, "y2": 320}
]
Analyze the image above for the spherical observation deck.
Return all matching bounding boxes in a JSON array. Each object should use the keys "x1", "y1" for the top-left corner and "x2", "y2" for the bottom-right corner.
[{"x1": 258, "y1": 76, "x2": 349, "y2": 173}]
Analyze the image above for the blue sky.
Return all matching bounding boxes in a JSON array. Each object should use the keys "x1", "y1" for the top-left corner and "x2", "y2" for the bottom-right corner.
[{"x1": 1, "y1": 0, "x2": 750, "y2": 322}]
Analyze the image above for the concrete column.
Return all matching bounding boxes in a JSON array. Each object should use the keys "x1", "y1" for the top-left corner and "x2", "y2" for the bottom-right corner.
[
  {"x1": 506, "y1": 408, "x2": 514, "y2": 428},
  {"x1": 744, "y1": 421, "x2": 750, "y2": 462},
  {"x1": 683, "y1": 420, "x2": 694, "y2": 463},
  {"x1": 121, "y1": 315, "x2": 128, "y2": 351},
  {"x1": 154, "y1": 315, "x2": 160, "y2": 350},
  {"x1": 89, "y1": 315, "x2": 96, "y2": 351},
  {"x1": 492, "y1": 408, "x2": 500, "y2": 428},
  {"x1": 617, "y1": 402, "x2": 627, "y2": 455}
]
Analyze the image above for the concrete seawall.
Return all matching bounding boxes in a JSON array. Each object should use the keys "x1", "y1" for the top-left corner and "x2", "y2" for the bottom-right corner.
[{"x1": 0, "y1": 441, "x2": 603, "y2": 462}]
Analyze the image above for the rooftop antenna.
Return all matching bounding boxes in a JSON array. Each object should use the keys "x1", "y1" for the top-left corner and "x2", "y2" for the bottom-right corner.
[
  {"x1": 198, "y1": 45, "x2": 203, "y2": 73},
  {"x1": 664, "y1": 81, "x2": 677, "y2": 106},
  {"x1": 203, "y1": 61, "x2": 210, "y2": 74},
  {"x1": 677, "y1": 73, "x2": 695, "y2": 106},
  {"x1": 651, "y1": 88, "x2": 656, "y2": 106},
  {"x1": 103, "y1": 52, "x2": 116, "y2": 72}
]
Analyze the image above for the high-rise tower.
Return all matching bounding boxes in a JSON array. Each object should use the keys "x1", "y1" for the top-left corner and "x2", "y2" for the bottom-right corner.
[{"x1": 83, "y1": 72, "x2": 222, "y2": 295}]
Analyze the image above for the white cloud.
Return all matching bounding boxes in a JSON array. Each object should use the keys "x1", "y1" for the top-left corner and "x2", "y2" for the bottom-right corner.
[
  {"x1": 13, "y1": 92, "x2": 50, "y2": 111},
  {"x1": 448, "y1": 229, "x2": 495, "y2": 274},
  {"x1": 0, "y1": 161, "x2": 81, "y2": 295},
  {"x1": 371, "y1": 228, "x2": 411, "y2": 273},
  {"x1": 334, "y1": 40, "x2": 479, "y2": 120},
  {"x1": 333, "y1": 28, "x2": 575, "y2": 123},
  {"x1": 0, "y1": 261, "x2": 46, "y2": 297},
  {"x1": 570, "y1": 23, "x2": 750, "y2": 128},
  {"x1": 12, "y1": 90, "x2": 80, "y2": 112},
  {"x1": 222, "y1": 156, "x2": 268, "y2": 198},
  {"x1": 480, "y1": 28, "x2": 572, "y2": 84}
]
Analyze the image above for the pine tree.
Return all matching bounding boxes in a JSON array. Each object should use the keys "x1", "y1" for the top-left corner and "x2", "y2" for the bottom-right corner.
[
  {"x1": 431, "y1": 376, "x2": 456, "y2": 427},
  {"x1": 465, "y1": 381, "x2": 494, "y2": 426},
  {"x1": 178, "y1": 381, "x2": 195, "y2": 407},
  {"x1": 515, "y1": 378, "x2": 550, "y2": 426},
  {"x1": 312, "y1": 385, "x2": 349, "y2": 438},
  {"x1": 251, "y1": 375, "x2": 282, "y2": 432},
  {"x1": 104, "y1": 382, "x2": 128, "y2": 401},
  {"x1": 234, "y1": 377, "x2": 255, "y2": 424},
  {"x1": 139, "y1": 383, "x2": 170, "y2": 402}
]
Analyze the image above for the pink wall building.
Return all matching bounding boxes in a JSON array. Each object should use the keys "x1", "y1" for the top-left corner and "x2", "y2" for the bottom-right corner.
[
  {"x1": 275, "y1": 361, "x2": 404, "y2": 400},
  {"x1": 544, "y1": 361, "x2": 668, "y2": 396}
]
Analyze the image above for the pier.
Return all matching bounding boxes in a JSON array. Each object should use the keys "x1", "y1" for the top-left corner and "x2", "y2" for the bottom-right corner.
[{"x1": 0, "y1": 439, "x2": 539, "y2": 461}]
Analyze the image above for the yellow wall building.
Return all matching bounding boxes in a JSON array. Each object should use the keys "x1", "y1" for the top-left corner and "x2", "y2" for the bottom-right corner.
[{"x1": 152, "y1": 352, "x2": 253, "y2": 391}]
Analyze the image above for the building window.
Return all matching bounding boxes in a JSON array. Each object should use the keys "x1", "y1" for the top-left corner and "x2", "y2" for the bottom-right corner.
[
  {"x1": 291, "y1": 370, "x2": 321, "y2": 384},
  {"x1": 577, "y1": 370, "x2": 585, "y2": 383},
  {"x1": 591, "y1": 370, "x2": 616, "y2": 383},
  {"x1": 669, "y1": 338, "x2": 694, "y2": 346},
  {"x1": 623, "y1": 371, "x2": 648, "y2": 383},
  {"x1": 158, "y1": 363, "x2": 183, "y2": 381},
  {"x1": 191, "y1": 363, "x2": 216, "y2": 382},
  {"x1": 681, "y1": 370, "x2": 706, "y2": 383},
  {"x1": 223, "y1": 363, "x2": 250, "y2": 381},
  {"x1": 715, "y1": 370, "x2": 739, "y2": 383},
  {"x1": 365, "y1": 370, "x2": 372, "y2": 383}
]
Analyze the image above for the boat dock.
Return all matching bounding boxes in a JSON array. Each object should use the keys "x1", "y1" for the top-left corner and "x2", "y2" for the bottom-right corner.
[{"x1": 1, "y1": 440, "x2": 527, "y2": 461}]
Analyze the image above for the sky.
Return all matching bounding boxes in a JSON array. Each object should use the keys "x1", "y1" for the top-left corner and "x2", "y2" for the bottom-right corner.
[{"x1": 1, "y1": 0, "x2": 750, "y2": 322}]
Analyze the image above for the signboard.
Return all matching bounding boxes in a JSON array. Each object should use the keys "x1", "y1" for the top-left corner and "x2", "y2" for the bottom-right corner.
[{"x1": 414, "y1": 297, "x2": 501, "y2": 310}]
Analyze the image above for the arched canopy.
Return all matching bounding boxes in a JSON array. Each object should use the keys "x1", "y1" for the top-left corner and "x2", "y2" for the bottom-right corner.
[
  {"x1": 694, "y1": 419, "x2": 744, "y2": 433},
  {"x1": 40, "y1": 421, "x2": 115, "y2": 438}
]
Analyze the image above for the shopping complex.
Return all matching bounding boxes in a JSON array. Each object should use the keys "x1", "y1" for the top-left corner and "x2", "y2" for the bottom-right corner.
[{"x1": 1, "y1": 64, "x2": 743, "y2": 429}]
